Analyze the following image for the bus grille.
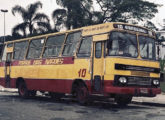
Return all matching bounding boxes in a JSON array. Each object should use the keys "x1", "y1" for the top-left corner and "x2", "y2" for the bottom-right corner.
[{"x1": 127, "y1": 77, "x2": 152, "y2": 86}]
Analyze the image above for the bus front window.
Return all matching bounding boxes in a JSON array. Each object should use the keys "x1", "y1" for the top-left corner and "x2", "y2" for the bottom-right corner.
[
  {"x1": 139, "y1": 36, "x2": 156, "y2": 60},
  {"x1": 108, "y1": 32, "x2": 138, "y2": 58}
]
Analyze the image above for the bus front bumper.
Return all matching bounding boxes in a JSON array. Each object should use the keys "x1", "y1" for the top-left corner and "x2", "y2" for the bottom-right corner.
[{"x1": 104, "y1": 86, "x2": 161, "y2": 97}]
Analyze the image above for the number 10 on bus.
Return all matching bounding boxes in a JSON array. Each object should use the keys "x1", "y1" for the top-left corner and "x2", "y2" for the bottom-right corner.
[{"x1": 78, "y1": 69, "x2": 86, "y2": 78}]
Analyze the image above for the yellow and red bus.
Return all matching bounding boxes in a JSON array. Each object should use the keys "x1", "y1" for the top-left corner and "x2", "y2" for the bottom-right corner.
[{"x1": 0, "y1": 22, "x2": 161, "y2": 105}]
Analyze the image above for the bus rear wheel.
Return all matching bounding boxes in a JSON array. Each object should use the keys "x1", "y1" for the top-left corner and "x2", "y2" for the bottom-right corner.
[
  {"x1": 115, "y1": 94, "x2": 132, "y2": 106},
  {"x1": 18, "y1": 81, "x2": 29, "y2": 98},
  {"x1": 76, "y1": 83, "x2": 89, "y2": 105}
]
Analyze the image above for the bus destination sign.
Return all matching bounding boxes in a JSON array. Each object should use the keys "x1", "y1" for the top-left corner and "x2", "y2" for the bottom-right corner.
[{"x1": 114, "y1": 24, "x2": 153, "y2": 36}]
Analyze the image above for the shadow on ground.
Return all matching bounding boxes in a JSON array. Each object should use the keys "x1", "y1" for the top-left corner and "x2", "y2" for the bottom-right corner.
[{"x1": 0, "y1": 93, "x2": 159, "y2": 111}]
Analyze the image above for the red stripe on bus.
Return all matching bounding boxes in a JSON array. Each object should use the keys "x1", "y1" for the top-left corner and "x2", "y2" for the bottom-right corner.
[
  {"x1": 0, "y1": 57, "x2": 74, "y2": 67},
  {"x1": 0, "y1": 78, "x2": 91, "y2": 94}
]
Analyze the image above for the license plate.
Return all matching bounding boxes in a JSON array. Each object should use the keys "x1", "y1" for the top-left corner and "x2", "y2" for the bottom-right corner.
[{"x1": 140, "y1": 88, "x2": 148, "y2": 94}]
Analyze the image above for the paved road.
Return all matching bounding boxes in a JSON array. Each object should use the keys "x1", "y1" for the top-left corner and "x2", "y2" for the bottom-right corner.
[{"x1": 0, "y1": 91, "x2": 165, "y2": 120}]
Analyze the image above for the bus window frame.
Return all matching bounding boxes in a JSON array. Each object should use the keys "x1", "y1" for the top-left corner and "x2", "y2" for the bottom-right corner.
[
  {"x1": 6, "y1": 43, "x2": 14, "y2": 61},
  {"x1": 26, "y1": 37, "x2": 46, "y2": 60},
  {"x1": 76, "y1": 36, "x2": 93, "y2": 58},
  {"x1": 62, "y1": 31, "x2": 82, "y2": 57},
  {"x1": 0, "y1": 44, "x2": 5, "y2": 61},
  {"x1": 42, "y1": 34, "x2": 66, "y2": 58},
  {"x1": 95, "y1": 41, "x2": 102, "y2": 58},
  {"x1": 138, "y1": 35, "x2": 156, "y2": 61},
  {"x1": 107, "y1": 30, "x2": 139, "y2": 58},
  {"x1": 13, "y1": 40, "x2": 29, "y2": 61},
  {"x1": 136, "y1": 32, "x2": 157, "y2": 61}
]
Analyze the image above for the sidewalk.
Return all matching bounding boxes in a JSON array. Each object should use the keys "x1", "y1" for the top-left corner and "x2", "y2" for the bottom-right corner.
[
  {"x1": 0, "y1": 85, "x2": 18, "y2": 93},
  {"x1": 133, "y1": 94, "x2": 165, "y2": 105}
]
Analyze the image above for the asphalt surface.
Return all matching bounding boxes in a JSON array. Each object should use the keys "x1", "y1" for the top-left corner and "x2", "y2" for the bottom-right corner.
[{"x1": 0, "y1": 91, "x2": 165, "y2": 120}]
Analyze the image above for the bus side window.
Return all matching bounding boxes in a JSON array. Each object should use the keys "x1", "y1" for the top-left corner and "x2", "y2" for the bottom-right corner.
[
  {"x1": 0, "y1": 44, "x2": 4, "y2": 60},
  {"x1": 27, "y1": 38, "x2": 45, "y2": 59},
  {"x1": 95, "y1": 42, "x2": 102, "y2": 58},
  {"x1": 77, "y1": 37, "x2": 92, "y2": 57},
  {"x1": 62, "y1": 31, "x2": 81, "y2": 56},
  {"x1": 43, "y1": 34, "x2": 65, "y2": 58},
  {"x1": 13, "y1": 41, "x2": 28, "y2": 60},
  {"x1": 2, "y1": 45, "x2": 7, "y2": 61}
]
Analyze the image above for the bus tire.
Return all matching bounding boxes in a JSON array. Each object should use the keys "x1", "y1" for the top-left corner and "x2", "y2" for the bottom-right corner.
[
  {"x1": 115, "y1": 94, "x2": 132, "y2": 106},
  {"x1": 18, "y1": 81, "x2": 29, "y2": 98},
  {"x1": 76, "y1": 83, "x2": 89, "y2": 105}
]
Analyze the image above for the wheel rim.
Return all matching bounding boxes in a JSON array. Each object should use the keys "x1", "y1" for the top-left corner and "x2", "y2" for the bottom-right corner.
[
  {"x1": 19, "y1": 83, "x2": 26, "y2": 96},
  {"x1": 77, "y1": 86, "x2": 88, "y2": 103}
]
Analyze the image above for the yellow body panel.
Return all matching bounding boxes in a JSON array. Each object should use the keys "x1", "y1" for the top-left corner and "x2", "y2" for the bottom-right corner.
[
  {"x1": 93, "y1": 34, "x2": 109, "y2": 42},
  {"x1": 0, "y1": 59, "x2": 90, "y2": 81},
  {"x1": 82, "y1": 23, "x2": 113, "y2": 36},
  {"x1": 104, "y1": 57, "x2": 159, "y2": 81},
  {"x1": 6, "y1": 47, "x2": 13, "y2": 53}
]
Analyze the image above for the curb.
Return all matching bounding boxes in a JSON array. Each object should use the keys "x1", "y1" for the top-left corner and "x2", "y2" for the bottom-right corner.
[
  {"x1": 132, "y1": 100, "x2": 165, "y2": 107},
  {"x1": 132, "y1": 94, "x2": 165, "y2": 105},
  {"x1": 0, "y1": 87, "x2": 18, "y2": 93}
]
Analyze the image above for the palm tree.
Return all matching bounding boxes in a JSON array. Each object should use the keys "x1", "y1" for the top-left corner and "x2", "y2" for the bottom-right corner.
[
  {"x1": 52, "y1": 9, "x2": 67, "y2": 31},
  {"x1": 55, "y1": 0, "x2": 93, "y2": 29},
  {"x1": 12, "y1": 1, "x2": 51, "y2": 37}
]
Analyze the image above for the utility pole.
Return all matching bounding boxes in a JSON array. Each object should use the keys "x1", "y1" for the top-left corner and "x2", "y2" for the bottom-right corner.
[{"x1": 1, "y1": 9, "x2": 8, "y2": 43}]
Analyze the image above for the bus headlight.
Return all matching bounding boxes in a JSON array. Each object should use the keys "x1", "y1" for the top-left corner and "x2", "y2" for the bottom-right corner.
[
  {"x1": 152, "y1": 79, "x2": 159, "y2": 86},
  {"x1": 118, "y1": 77, "x2": 127, "y2": 84}
]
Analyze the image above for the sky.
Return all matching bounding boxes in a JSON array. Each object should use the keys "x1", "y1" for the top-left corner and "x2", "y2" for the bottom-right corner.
[{"x1": 0, "y1": 0, "x2": 165, "y2": 36}]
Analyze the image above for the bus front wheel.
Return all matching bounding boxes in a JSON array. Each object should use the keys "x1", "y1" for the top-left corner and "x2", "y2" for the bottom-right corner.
[
  {"x1": 76, "y1": 83, "x2": 89, "y2": 105},
  {"x1": 18, "y1": 81, "x2": 29, "y2": 98},
  {"x1": 115, "y1": 94, "x2": 132, "y2": 106}
]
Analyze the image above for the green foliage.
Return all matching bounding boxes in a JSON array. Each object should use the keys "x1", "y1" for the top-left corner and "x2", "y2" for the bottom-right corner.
[
  {"x1": 11, "y1": 0, "x2": 159, "y2": 37},
  {"x1": 160, "y1": 59, "x2": 165, "y2": 72},
  {"x1": 11, "y1": 1, "x2": 51, "y2": 38},
  {"x1": 53, "y1": 0, "x2": 159, "y2": 30},
  {"x1": 55, "y1": 0, "x2": 94, "y2": 29},
  {"x1": 144, "y1": 21, "x2": 158, "y2": 31},
  {"x1": 95, "y1": 0, "x2": 159, "y2": 23},
  {"x1": 160, "y1": 82, "x2": 165, "y2": 92}
]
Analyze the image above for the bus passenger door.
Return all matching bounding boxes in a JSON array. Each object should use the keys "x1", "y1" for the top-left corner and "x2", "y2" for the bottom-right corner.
[
  {"x1": 5, "y1": 52, "x2": 12, "y2": 88},
  {"x1": 91, "y1": 34, "x2": 108, "y2": 93},
  {"x1": 92, "y1": 41, "x2": 105, "y2": 93}
]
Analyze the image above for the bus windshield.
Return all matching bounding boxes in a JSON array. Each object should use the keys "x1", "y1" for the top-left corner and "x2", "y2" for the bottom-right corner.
[
  {"x1": 139, "y1": 36, "x2": 156, "y2": 60},
  {"x1": 108, "y1": 31, "x2": 138, "y2": 57}
]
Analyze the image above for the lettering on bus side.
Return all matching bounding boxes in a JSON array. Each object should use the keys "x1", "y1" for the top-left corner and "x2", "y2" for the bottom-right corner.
[
  {"x1": 45, "y1": 58, "x2": 64, "y2": 65},
  {"x1": 33, "y1": 60, "x2": 42, "y2": 65},
  {"x1": 19, "y1": 60, "x2": 31, "y2": 66},
  {"x1": 83, "y1": 25, "x2": 109, "y2": 33}
]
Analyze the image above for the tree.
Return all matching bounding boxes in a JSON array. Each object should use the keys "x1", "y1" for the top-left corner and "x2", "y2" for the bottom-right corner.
[
  {"x1": 11, "y1": 1, "x2": 51, "y2": 37},
  {"x1": 95, "y1": 0, "x2": 159, "y2": 24},
  {"x1": 144, "y1": 21, "x2": 158, "y2": 31},
  {"x1": 55, "y1": 0, "x2": 94, "y2": 29},
  {"x1": 52, "y1": 9, "x2": 67, "y2": 31}
]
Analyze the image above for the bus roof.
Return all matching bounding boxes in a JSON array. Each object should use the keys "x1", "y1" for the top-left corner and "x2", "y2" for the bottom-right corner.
[{"x1": 5, "y1": 22, "x2": 155, "y2": 44}]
